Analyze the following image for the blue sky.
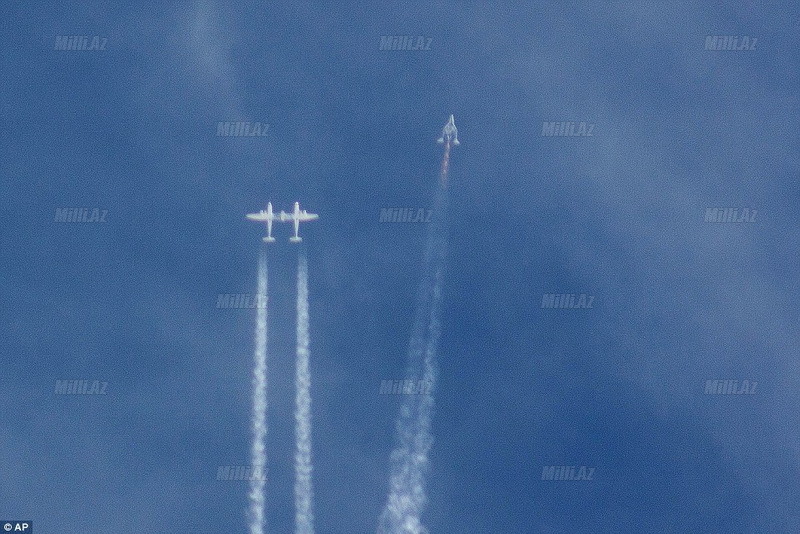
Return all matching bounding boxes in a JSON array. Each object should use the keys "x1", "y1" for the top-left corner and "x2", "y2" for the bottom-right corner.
[{"x1": 1, "y1": 1, "x2": 799, "y2": 532}]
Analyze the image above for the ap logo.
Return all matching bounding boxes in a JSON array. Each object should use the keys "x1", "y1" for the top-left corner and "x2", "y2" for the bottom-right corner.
[{"x1": 2, "y1": 522, "x2": 31, "y2": 532}]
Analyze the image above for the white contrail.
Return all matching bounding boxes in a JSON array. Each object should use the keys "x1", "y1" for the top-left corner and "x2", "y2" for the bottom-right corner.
[
  {"x1": 378, "y1": 188, "x2": 448, "y2": 534},
  {"x1": 295, "y1": 250, "x2": 315, "y2": 534},
  {"x1": 248, "y1": 249, "x2": 268, "y2": 534}
]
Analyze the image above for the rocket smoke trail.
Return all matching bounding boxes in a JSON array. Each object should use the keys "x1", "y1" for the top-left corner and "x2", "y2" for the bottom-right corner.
[
  {"x1": 378, "y1": 141, "x2": 451, "y2": 534},
  {"x1": 440, "y1": 141, "x2": 451, "y2": 188},
  {"x1": 295, "y1": 250, "x2": 315, "y2": 534},
  {"x1": 249, "y1": 249, "x2": 268, "y2": 534}
]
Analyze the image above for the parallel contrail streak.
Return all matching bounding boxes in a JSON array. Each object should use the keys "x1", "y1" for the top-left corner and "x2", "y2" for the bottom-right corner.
[
  {"x1": 249, "y1": 249, "x2": 268, "y2": 534},
  {"x1": 295, "y1": 250, "x2": 315, "y2": 534},
  {"x1": 378, "y1": 158, "x2": 449, "y2": 534}
]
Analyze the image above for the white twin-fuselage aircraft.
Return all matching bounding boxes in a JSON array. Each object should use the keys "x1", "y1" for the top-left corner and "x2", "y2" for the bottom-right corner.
[{"x1": 246, "y1": 201, "x2": 318, "y2": 243}]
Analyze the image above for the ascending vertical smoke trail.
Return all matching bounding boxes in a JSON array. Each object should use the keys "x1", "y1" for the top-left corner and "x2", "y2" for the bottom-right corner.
[
  {"x1": 295, "y1": 250, "x2": 315, "y2": 534},
  {"x1": 249, "y1": 249, "x2": 268, "y2": 534},
  {"x1": 440, "y1": 141, "x2": 451, "y2": 188},
  {"x1": 378, "y1": 144, "x2": 450, "y2": 534}
]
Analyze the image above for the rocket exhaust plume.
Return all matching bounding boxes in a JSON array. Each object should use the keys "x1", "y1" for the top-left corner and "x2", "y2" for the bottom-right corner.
[
  {"x1": 249, "y1": 249, "x2": 269, "y2": 534},
  {"x1": 436, "y1": 114, "x2": 458, "y2": 188},
  {"x1": 440, "y1": 141, "x2": 451, "y2": 188},
  {"x1": 295, "y1": 250, "x2": 315, "y2": 534},
  {"x1": 378, "y1": 137, "x2": 450, "y2": 533}
]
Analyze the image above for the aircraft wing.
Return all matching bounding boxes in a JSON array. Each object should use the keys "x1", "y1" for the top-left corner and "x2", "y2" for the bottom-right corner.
[{"x1": 246, "y1": 212, "x2": 270, "y2": 221}]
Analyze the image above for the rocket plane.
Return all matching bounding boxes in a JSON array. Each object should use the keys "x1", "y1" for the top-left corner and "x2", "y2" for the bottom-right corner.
[{"x1": 437, "y1": 114, "x2": 460, "y2": 146}]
